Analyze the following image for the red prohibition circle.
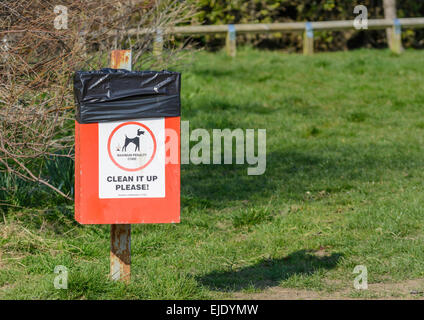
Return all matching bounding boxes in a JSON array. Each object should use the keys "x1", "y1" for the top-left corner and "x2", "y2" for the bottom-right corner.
[{"x1": 107, "y1": 121, "x2": 157, "y2": 172}]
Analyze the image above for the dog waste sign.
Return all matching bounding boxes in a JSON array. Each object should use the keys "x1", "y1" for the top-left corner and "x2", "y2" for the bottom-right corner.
[
  {"x1": 99, "y1": 119, "x2": 165, "y2": 198},
  {"x1": 74, "y1": 68, "x2": 181, "y2": 224}
]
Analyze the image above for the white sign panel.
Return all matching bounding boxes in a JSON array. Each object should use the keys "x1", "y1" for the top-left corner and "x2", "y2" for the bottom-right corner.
[{"x1": 98, "y1": 118, "x2": 165, "y2": 199}]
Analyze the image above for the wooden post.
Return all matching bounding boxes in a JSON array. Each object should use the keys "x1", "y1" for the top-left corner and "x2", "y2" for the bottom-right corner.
[
  {"x1": 77, "y1": 12, "x2": 89, "y2": 58},
  {"x1": 109, "y1": 49, "x2": 132, "y2": 283},
  {"x1": 226, "y1": 24, "x2": 236, "y2": 57},
  {"x1": 153, "y1": 28, "x2": 163, "y2": 57},
  {"x1": 303, "y1": 22, "x2": 314, "y2": 56},
  {"x1": 391, "y1": 18, "x2": 403, "y2": 54},
  {"x1": 110, "y1": 224, "x2": 131, "y2": 282},
  {"x1": 384, "y1": 0, "x2": 397, "y2": 51}
]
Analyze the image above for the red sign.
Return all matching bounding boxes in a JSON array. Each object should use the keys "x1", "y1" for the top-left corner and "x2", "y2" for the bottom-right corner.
[{"x1": 75, "y1": 117, "x2": 180, "y2": 224}]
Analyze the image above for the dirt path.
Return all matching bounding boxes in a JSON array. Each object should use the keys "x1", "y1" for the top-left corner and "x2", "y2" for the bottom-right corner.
[{"x1": 232, "y1": 279, "x2": 424, "y2": 300}]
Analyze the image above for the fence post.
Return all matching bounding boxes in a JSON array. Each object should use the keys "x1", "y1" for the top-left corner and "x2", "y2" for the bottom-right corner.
[
  {"x1": 77, "y1": 31, "x2": 87, "y2": 58},
  {"x1": 303, "y1": 22, "x2": 314, "y2": 56},
  {"x1": 391, "y1": 18, "x2": 403, "y2": 54},
  {"x1": 109, "y1": 49, "x2": 132, "y2": 283},
  {"x1": 226, "y1": 24, "x2": 236, "y2": 57},
  {"x1": 77, "y1": 12, "x2": 88, "y2": 58},
  {"x1": 153, "y1": 28, "x2": 163, "y2": 58},
  {"x1": 384, "y1": 0, "x2": 397, "y2": 51}
]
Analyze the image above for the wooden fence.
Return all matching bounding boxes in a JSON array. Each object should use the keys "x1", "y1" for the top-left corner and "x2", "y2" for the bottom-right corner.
[{"x1": 112, "y1": 17, "x2": 424, "y2": 57}]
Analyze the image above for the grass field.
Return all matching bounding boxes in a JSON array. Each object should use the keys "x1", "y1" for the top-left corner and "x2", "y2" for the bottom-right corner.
[{"x1": 1, "y1": 47, "x2": 424, "y2": 299}]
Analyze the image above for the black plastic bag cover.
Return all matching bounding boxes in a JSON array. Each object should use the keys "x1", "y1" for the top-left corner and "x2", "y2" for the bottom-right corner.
[{"x1": 74, "y1": 68, "x2": 181, "y2": 123}]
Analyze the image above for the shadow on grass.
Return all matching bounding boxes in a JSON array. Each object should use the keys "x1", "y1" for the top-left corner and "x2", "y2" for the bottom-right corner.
[{"x1": 198, "y1": 250, "x2": 342, "y2": 291}]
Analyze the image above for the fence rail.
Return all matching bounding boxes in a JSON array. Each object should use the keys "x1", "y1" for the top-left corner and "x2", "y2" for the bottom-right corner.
[
  {"x1": 109, "y1": 17, "x2": 424, "y2": 57},
  {"x1": 118, "y1": 17, "x2": 424, "y2": 36}
]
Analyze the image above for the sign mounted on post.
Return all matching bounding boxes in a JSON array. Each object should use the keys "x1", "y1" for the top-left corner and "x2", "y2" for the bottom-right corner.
[{"x1": 74, "y1": 68, "x2": 181, "y2": 224}]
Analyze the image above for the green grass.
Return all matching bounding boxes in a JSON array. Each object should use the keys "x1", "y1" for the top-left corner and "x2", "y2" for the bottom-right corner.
[{"x1": 1, "y1": 47, "x2": 424, "y2": 299}]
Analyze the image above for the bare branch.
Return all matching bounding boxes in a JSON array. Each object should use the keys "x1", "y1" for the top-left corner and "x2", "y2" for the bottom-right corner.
[{"x1": 0, "y1": 0, "x2": 196, "y2": 202}]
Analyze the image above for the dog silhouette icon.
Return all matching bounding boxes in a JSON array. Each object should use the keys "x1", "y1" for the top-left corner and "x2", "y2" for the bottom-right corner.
[{"x1": 122, "y1": 129, "x2": 145, "y2": 152}]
